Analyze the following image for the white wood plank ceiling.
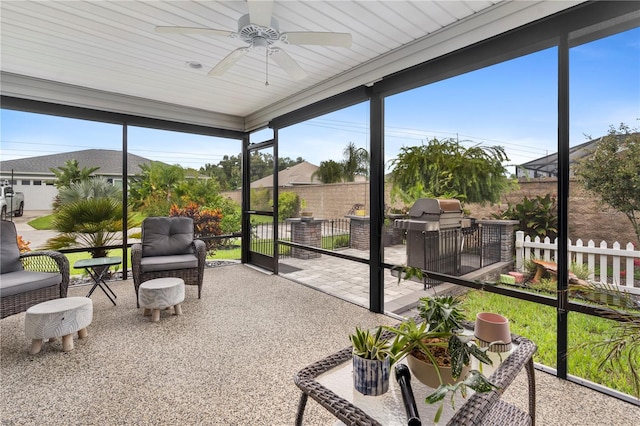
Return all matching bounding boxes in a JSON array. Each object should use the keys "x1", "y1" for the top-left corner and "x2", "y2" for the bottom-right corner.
[{"x1": 0, "y1": 1, "x2": 582, "y2": 132}]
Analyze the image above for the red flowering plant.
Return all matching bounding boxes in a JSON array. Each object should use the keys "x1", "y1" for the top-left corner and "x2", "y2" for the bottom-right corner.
[
  {"x1": 17, "y1": 235, "x2": 31, "y2": 253},
  {"x1": 169, "y1": 202, "x2": 223, "y2": 253}
]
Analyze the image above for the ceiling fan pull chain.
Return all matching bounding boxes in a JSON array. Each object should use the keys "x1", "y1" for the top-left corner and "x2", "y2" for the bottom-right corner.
[{"x1": 265, "y1": 48, "x2": 269, "y2": 86}]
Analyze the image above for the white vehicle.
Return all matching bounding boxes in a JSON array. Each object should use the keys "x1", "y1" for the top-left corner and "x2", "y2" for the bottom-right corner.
[{"x1": 0, "y1": 185, "x2": 25, "y2": 220}]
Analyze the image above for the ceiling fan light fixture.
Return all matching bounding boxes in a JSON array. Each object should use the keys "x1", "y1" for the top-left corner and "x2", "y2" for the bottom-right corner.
[
  {"x1": 156, "y1": 0, "x2": 351, "y2": 82},
  {"x1": 252, "y1": 36, "x2": 269, "y2": 51}
]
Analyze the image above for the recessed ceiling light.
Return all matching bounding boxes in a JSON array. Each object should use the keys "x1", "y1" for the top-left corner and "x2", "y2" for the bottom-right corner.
[{"x1": 185, "y1": 61, "x2": 203, "y2": 69}]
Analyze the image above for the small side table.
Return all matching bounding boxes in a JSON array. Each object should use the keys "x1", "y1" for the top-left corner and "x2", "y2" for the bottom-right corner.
[
  {"x1": 25, "y1": 297, "x2": 93, "y2": 354},
  {"x1": 74, "y1": 256, "x2": 121, "y2": 305}
]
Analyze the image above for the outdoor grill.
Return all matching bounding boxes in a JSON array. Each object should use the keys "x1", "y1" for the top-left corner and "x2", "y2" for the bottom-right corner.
[{"x1": 394, "y1": 198, "x2": 469, "y2": 287}]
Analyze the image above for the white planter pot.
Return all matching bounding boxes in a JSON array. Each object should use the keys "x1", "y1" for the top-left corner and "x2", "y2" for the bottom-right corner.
[
  {"x1": 406, "y1": 353, "x2": 470, "y2": 389},
  {"x1": 474, "y1": 312, "x2": 512, "y2": 352},
  {"x1": 352, "y1": 355, "x2": 390, "y2": 396}
]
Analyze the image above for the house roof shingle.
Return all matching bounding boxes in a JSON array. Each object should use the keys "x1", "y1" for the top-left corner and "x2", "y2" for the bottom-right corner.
[
  {"x1": 0, "y1": 149, "x2": 155, "y2": 176},
  {"x1": 250, "y1": 161, "x2": 319, "y2": 188}
]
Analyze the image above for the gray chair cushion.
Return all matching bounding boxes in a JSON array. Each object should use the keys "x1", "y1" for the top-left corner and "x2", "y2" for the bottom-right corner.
[
  {"x1": 140, "y1": 254, "x2": 199, "y2": 273},
  {"x1": 1, "y1": 220, "x2": 24, "y2": 274},
  {"x1": 0, "y1": 270, "x2": 61, "y2": 297},
  {"x1": 142, "y1": 217, "x2": 194, "y2": 257}
]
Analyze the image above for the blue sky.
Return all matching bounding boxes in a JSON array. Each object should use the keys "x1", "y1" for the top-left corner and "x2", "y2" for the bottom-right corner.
[{"x1": 1, "y1": 27, "x2": 638, "y2": 174}]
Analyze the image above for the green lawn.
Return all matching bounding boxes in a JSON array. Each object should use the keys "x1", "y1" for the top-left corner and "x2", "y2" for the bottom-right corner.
[
  {"x1": 462, "y1": 289, "x2": 637, "y2": 397},
  {"x1": 28, "y1": 211, "x2": 146, "y2": 230}
]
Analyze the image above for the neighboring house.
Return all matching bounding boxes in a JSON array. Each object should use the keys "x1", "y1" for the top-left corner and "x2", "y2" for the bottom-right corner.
[
  {"x1": 0, "y1": 149, "x2": 155, "y2": 210},
  {"x1": 250, "y1": 161, "x2": 320, "y2": 188},
  {"x1": 516, "y1": 133, "x2": 638, "y2": 178},
  {"x1": 516, "y1": 138, "x2": 599, "y2": 178}
]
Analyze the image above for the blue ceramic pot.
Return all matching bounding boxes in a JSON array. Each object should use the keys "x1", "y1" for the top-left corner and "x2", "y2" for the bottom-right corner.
[{"x1": 352, "y1": 355, "x2": 390, "y2": 396}]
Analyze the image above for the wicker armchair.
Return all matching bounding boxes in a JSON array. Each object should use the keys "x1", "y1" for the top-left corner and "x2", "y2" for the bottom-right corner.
[
  {"x1": 131, "y1": 217, "x2": 206, "y2": 308},
  {"x1": 1, "y1": 220, "x2": 69, "y2": 319}
]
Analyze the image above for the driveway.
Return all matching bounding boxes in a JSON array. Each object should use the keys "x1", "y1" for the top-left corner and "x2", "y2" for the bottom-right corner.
[{"x1": 9, "y1": 210, "x2": 57, "y2": 250}]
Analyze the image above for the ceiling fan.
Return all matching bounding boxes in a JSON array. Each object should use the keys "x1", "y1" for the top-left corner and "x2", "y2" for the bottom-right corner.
[{"x1": 155, "y1": 0, "x2": 352, "y2": 83}]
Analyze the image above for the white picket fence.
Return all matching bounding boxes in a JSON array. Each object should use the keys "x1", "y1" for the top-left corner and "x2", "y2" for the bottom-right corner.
[{"x1": 514, "y1": 231, "x2": 640, "y2": 295}]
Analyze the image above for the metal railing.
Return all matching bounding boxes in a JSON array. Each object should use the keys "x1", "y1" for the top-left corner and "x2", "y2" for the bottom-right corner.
[
  {"x1": 250, "y1": 218, "x2": 351, "y2": 258},
  {"x1": 415, "y1": 223, "x2": 502, "y2": 287}
]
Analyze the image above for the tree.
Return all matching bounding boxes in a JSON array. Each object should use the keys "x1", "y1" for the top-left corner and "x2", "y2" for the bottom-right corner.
[
  {"x1": 128, "y1": 162, "x2": 185, "y2": 215},
  {"x1": 342, "y1": 142, "x2": 369, "y2": 182},
  {"x1": 216, "y1": 155, "x2": 242, "y2": 190},
  {"x1": 50, "y1": 159, "x2": 100, "y2": 189},
  {"x1": 311, "y1": 143, "x2": 369, "y2": 184},
  {"x1": 279, "y1": 156, "x2": 305, "y2": 170},
  {"x1": 389, "y1": 137, "x2": 511, "y2": 206},
  {"x1": 575, "y1": 124, "x2": 640, "y2": 243},
  {"x1": 312, "y1": 160, "x2": 344, "y2": 184},
  {"x1": 200, "y1": 154, "x2": 304, "y2": 190}
]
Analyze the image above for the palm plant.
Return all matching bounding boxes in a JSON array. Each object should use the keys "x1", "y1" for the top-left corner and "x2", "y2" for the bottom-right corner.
[
  {"x1": 342, "y1": 142, "x2": 369, "y2": 182},
  {"x1": 573, "y1": 282, "x2": 640, "y2": 399},
  {"x1": 57, "y1": 177, "x2": 121, "y2": 204},
  {"x1": 45, "y1": 198, "x2": 132, "y2": 258}
]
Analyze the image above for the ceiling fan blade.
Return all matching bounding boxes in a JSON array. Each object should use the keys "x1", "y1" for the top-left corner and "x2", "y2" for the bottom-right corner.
[
  {"x1": 209, "y1": 48, "x2": 249, "y2": 76},
  {"x1": 247, "y1": 0, "x2": 273, "y2": 27},
  {"x1": 271, "y1": 49, "x2": 307, "y2": 81},
  {"x1": 155, "y1": 26, "x2": 233, "y2": 37},
  {"x1": 282, "y1": 32, "x2": 352, "y2": 48}
]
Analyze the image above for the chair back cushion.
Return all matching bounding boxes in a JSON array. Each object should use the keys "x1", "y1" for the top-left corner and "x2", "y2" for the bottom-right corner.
[
  {"x1": 142, "y1": 217, "x2": 194, "y2": 257},
  {"x1": 1, "y1": 220, "x2": 24, "y2": 274}
]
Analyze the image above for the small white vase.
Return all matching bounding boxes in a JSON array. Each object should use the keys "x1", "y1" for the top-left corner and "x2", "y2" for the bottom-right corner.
[
  {"x1": 352, "y1": 355, "x2": 390, "y2": 396},
  {"x1": 475, "y1": 312, "x2": 512, "y2": 352}
]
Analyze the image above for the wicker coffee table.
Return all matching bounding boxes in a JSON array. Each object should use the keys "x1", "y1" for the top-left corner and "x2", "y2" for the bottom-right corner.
[{"x1": 294, "y1": 323, "x2": 537, "y2": 425}]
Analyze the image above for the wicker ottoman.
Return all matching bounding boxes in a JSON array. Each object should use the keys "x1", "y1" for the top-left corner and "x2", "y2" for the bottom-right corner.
[
  {"x1": 24, "y1": 297, "x2": 93, "y2": 354},
  {"x1": 138, "y1": 278, "x2": 185, "y2": 322}
]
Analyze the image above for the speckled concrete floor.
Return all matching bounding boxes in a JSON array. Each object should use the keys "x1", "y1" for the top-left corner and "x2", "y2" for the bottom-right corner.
[{"x1": 1, "y1": 264, "x2": 639, "y2": 425}]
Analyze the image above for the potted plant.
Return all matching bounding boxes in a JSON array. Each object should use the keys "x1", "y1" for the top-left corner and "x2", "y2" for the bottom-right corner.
[
  {"x1": 386, "y1": 295, "x2": 498, "y2": 422},
  {"x1": 349, "y1": 326, "x2": 396, "y2": 396},
  {"x1": 299, "y1": 199, "x2": 313, "y2": 220}
]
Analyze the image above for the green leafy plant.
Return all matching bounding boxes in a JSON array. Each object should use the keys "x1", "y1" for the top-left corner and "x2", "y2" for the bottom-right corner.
[
  {"x1": 572, "y1": 282, "x2": 640, "y2": 399},
  {"x1": 417, "y1": 295, "x2": 465, "y2": 333},
  {"x1": 276, "y1": 191, "x2": 300, "y2": 219},
  {"x1": 45, "y1": 197, "x2": 132, "y2": 258},
  {"x1": 349, "y1": 326, "x2": 393, "y2": 361},
  {"x1": 385, "y1": 295, "x2": 497, "y2": 422},
  {"x1": 574, "y1": 124, "x2": 640, "y2": 243},
  {"x1": 393, "y1": 265, "x2": 424, "y2": 286},
  {"x1": 493, "y1": 194, "x2": 558, "y2": 240},
  {"x1": 389, "y1": 137, "x2": 511, "y2": 206}
]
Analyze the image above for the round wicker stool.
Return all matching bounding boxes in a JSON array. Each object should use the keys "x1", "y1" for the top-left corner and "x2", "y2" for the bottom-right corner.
[
  {"x1": 138, "y1": 278, "x2": 185, "y2": 322},
  {"x1": 24, "y1": 297, "x2": 93, "y2": 354}
]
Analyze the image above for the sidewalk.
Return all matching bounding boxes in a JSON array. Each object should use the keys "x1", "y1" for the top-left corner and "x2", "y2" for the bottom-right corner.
[{"x1": 9, "y1": 210, "x2": 57, "y2": 250}]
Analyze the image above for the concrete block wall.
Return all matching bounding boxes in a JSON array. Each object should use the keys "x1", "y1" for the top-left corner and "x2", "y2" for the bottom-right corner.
[{"x1": 222, "y1": 176, "x2": 638, "y2": 246}]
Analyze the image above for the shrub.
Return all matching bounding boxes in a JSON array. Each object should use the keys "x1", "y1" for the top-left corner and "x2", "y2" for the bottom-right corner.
[
  {"x1": 493, "y1": 194, "x2": 558, "y2": 240},
  {"x1": 170, "y1": 202, "x2": 223, "y2": 253},
  {"x1": 17, "y1": 235, "x2": 31, "y2": 253},
  {"x1": 250, "y1": 187, "x2": 271, "y2": 211},
  {"x1": 277, "y1": 192, "x2": 300, "y2": 219}
]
